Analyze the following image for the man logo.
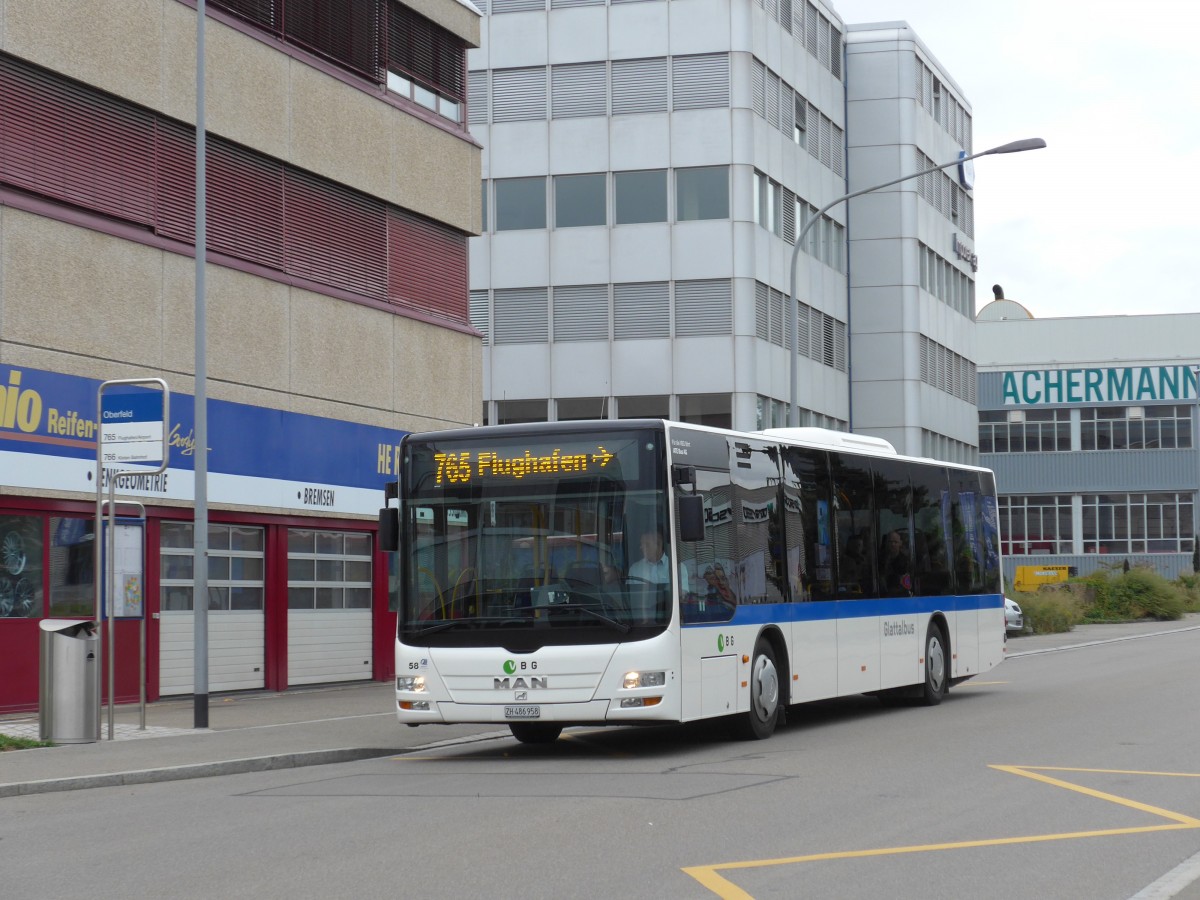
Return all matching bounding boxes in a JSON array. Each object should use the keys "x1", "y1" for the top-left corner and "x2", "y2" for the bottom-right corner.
[{"x1": 494, "y1": 677, "x2": 548, "y2": 690}]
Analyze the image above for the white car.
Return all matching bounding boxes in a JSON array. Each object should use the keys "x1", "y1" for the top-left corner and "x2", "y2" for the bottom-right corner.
[{"x1": 1004, "y1": 596, "x2": 1024, "y2": 634}]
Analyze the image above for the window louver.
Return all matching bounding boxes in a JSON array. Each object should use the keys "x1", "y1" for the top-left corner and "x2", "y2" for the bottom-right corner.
[
  {"x1": 674, "y1": 279, "x2": 732, "y2": 336},
  {"x1": 491, "y1": 0, "x2": 544, "y2": 11},
  {"x1": 493, "y1": 288, "x2": 549, "y2": 343},
  {"x1": 0, "y1": 57, "x2": 156, "y2": 226},
  {"x1": 285, "y1": 0, "x2": 381, "y2": 81},
  {"x1": 468, "y1": 71, "x2": 488, "y2": 124},
  {"x1": 389, "y1": 208, "x2": 468, "y2": 321},
  {"x1": 672, "y1": 54, "x2": 729, "y2": 111},
  {"x1": 551, "y1": 62, "x2": 607, "y2": 118},
  {"x1": 286, "y1": 170, "x2": 388, "y2": 300},
  {"x1": 469, "y1": 290, "x2": 490, "y2": 342},
  {"x1": 387, "y1": 1, "x2": 465, "y2": 100},
  {"x1": 492, "y1": 68, "x2": 547, "y2": 122},
  {"x1": 553, "y1": 284, "x2": 609, "y2": 341},
  {"x1": 614, "y1": 282, "x2": 669, "y2": 338},
  {"x1": 612, "y1": 58, "x2": 668, "y2": 115},
  {"x1": 755, "y1": 282, "x2": 770, "y2": 342}
]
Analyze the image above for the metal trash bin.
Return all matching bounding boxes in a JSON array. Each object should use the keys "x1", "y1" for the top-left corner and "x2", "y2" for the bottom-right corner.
[{"x1": 39, "y1": 619, "x2": 99, "y2": 743}]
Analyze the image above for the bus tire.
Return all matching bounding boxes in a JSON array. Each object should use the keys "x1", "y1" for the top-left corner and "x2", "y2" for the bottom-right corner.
[
  {"x1": 509, "y1": 723, "x2": 563, "y2": 744},
  {"x1": 735, "y1": 638, "x2": 781, "y2": 740},
  {"x1": 921, "y1": 623, "x2": 948, "y2": 706}
]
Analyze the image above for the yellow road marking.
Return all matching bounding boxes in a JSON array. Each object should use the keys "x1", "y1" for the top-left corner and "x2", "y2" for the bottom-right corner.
[
  {"x1": 992, "y1": 765, "x2": 1200, "y2": 825},
  {"x1": 683, "y1": 765, "x2": 1200, "y2": 898}
]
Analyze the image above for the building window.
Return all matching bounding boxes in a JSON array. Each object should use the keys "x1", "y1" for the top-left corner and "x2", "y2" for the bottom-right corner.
[
  {"x1": 755, "y1": 172, "x2": 793, "y2": 239},
  {"x1": 497, "y1": 400, "x2": 548, "y2": 424},
  {"x1": 679, "y1": 393, "x2": 731, "y2": 429},
  {"x1": 556, "y1": 397, "x2": 608, "y2": 420},
  {"x1": 617, "y1": 395, "x2": 669, "y2": 419},
  {"x1": 50, "y1": 517, "x2": 95, "y2": 618},
  {"x1": 675, "y1": 166, "x2": 729, "y2": 221},
  {"x1": 756, "y1": 396, "x2": 788, "y2": 430},
  {"x1": 159, "y1": 523, "x2": 265, "y2": 611},
  {"x1": 287, "y1": 530, "x2": 373, "y2": 610},
  {"x1": 494, "y1": 177, "x2": 546, "y2": 231},
  {"x1": 0, "y1": 514, "x2": 44, "y2": 618},
  {"x1": 979, "y1": 408, "x2": 1071, "y2": 453},
  {"x1": 1082, "y1": 493, "x2": 1195, "y2": 554},
  {"x1": 614, "y1": 170, "x2": 667, "y2": 224},
  {"x1": 999, "y1": 495, "x2": 1073, "y2": 556},
  {"x1": 386, "y1": 70, "x2": 459, "y2": 123},
  {"x1": 1081, "y1": 405, "x2": 1193, "y2": 451},
  {"x1": 554, "y1": 173, "x2": 606, "y2": 228}
]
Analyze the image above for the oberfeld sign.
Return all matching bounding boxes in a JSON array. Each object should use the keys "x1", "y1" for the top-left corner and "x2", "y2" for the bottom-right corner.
[{"x1": 1003, "y1": 365, "x2": 1200, "y2": 406}]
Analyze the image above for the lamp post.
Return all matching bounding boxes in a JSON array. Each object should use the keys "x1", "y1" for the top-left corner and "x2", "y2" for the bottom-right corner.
[
  {"x1": 787, "y1": 137, "x2": 1047, "y2": 428},
  {"x1": 1193, "y1": 365, "x2": 1200, "y2": 575}
]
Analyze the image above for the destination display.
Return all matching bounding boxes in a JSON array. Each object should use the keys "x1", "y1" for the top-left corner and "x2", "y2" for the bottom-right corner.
[{"x1": 408, "y1": 431, "x2": 655, "y2": 492}]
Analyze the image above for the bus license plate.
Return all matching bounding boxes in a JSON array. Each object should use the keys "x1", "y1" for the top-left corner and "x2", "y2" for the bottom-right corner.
[{"x1": 505, "y1": 705, "x2": 540, "y2": 719}]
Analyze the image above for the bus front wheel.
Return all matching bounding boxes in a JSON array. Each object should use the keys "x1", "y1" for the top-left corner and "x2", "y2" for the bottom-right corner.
[
  {"x1": 509, "y1": 723, "x2": 563, "y2": 744},
  {"x1": 734, "y1": 638, "x2": 780, "y2": 740},
  {"x1": 921, "y1": 623, "x2": 948, "y2": 706}
]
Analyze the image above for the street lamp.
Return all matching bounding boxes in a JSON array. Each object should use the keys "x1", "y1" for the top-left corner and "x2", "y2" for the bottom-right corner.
[
  {"x1": 787, "y1": 137, "x2": 1047, "y2": 428},
  {"x1": 1192, "y1": 365, "x2": 1200, "y2": 574}
]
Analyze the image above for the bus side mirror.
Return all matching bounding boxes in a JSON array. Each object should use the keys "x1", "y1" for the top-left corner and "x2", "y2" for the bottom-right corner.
[
  {"x1": 678, "y1": 495, "x2": 705, "y2": 542},
  {"x1": 378, "y1": 506, "x2": 399, "y2": 552}
]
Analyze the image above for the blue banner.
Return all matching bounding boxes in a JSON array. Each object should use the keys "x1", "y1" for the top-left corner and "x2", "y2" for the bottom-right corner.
[{"x1": 1, "y1": 363, "x2": 408, "y2": 493}]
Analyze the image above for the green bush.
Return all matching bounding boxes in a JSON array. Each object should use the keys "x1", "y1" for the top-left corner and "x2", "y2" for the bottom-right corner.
[
  {"x1": 1077, "y1": 566, "x2": 1185, "y2": 622},
  {"x1": 1178, "y1": 573, "x2": 1200, "y2": 613},
  {"x1": 1020, "y1": 590, "x2": 1084, "y2": 634}
]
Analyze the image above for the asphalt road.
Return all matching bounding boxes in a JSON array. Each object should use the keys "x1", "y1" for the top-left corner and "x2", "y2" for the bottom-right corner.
[{"x1": 5, "y1": 628, "x2": 1200, "y2": 900}]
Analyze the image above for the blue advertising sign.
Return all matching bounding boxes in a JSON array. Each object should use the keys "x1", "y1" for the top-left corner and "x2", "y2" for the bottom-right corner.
[{"x1": 1, "y1": 364, "x2": 411, "y2": 515}]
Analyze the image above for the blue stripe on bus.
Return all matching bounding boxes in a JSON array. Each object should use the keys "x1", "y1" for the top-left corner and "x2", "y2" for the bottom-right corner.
[{"x1": 682, "y1": 594, "x2": 1002, "y2": 628}]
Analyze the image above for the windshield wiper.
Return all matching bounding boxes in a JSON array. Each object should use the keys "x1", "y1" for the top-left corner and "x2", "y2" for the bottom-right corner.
[
  {"x1": 410, "y1": 616, "x2": 528, "y2": 637},
  {"x1": 540, "y1": 603, "x2": 632, "y2": 633}
]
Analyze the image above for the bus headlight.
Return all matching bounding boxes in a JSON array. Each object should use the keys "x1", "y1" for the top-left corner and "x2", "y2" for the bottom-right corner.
[
  {"x1": 396, "y1": 676, "x2": 427, "y2": 692},
  {"x1": 623, "y1": 671, "x2": 666, "y2": 689}
]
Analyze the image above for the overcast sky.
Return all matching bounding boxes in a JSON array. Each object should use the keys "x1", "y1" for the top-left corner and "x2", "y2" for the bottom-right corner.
[{"x1": 836, "y1": 0, "x2": 1197, "y2": 320}]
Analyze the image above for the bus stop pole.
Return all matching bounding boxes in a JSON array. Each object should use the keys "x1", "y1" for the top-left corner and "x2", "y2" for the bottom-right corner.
[{"x1": 107, "y1": 476, "x2": 116, "y2": 740}]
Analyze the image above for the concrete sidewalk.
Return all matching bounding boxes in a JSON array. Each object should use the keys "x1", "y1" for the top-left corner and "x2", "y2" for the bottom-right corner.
[
  {"x1": 0, "y1": 680, "x2": 504, "y2": 798},
  {"x1": 3, "y1": 614, "x2": 1198, "y2": 798}
]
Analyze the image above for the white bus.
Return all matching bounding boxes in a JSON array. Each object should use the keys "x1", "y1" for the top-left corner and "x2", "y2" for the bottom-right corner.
[{"x1": 378, "y1": 420, "x2": 1005, "y2": 743}]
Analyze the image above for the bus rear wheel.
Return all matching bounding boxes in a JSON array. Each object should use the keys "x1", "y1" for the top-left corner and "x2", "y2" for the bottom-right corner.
[
  {"x1": 921, "y1": 623, "x2": 948, "y2": 706},
  {"x1": 509, "y1": 723, "x2": 563, "y2": 744},
  {"x1": 734, "y1": 638, "x2": 780, "y2": 740}
]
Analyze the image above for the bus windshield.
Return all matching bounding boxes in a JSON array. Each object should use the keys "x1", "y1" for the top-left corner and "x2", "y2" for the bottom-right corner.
[{"x1": 398, "y1": 426, "x2": 671, "y2": 648}]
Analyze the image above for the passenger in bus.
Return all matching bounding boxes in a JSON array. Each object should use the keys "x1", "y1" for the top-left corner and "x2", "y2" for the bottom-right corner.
[
  {"x1": 879, "y1": 530, "x2": 912, "y2": 595},
  {"x1": 704, "y1": 563, "x2": 736, "y2": 603},
  {"x1": 628, "y1": 528, "x2": 671, "y2": 583},
  {"x1": 840, "y1": 533, "x2": 870, "y2": 593}
]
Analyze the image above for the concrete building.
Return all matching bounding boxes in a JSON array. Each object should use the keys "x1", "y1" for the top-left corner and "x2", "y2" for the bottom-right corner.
[
  {"x1": 976, "y1": 300, "x2": 1200, "y2": 584},
  {"x1": 845, "y1": 22, "x2": 978, "y2": 463},
  {"x1": 0, "y1": 0, "x2": 482, "y2": 711},
  {"x1": 467, "y1": 2, "x2": 980, "y2": 462}
]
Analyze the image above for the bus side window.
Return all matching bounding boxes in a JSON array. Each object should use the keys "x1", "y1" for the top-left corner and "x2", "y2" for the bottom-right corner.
[
  {"x1": 831, "y1": 457, "x2": 876, "y2": 599},
  {"x1": 910, "y1": 466, "x2": 953, "y2": 596},
  {"x1": 783, "y1": 447, "x2": 835, "y2": 602},
  {"x1": 678, "y1": 468, "x2": 736, "y2": 624}
]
